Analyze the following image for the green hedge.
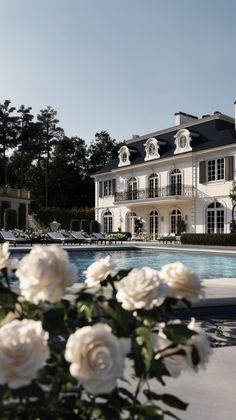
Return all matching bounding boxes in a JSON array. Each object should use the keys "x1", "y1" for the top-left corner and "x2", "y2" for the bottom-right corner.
[
  {"x1": 37, "y1": 208, "x2": 95, "y2": 230},
  {"x1": 80, "y1": 219, "x2": 90, "y2": 233},
  {"x1": 181, "y1": 233, "x2": 236, "y2": 246}
]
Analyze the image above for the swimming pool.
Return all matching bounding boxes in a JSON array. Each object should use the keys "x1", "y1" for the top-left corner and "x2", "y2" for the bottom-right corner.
[{"x1": 11, "y1": 248, "x2": 236, "y2": 283}]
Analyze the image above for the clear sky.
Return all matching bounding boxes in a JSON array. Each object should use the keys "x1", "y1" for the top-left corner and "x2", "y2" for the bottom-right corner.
[{"x1": 0, "y1": 0, "x2": 235, "y2": 143}]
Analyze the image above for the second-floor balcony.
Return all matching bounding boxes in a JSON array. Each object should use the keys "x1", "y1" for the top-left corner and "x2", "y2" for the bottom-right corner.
[{"x1": 114, "y1": 184, "x2": 205, "y2": 203}]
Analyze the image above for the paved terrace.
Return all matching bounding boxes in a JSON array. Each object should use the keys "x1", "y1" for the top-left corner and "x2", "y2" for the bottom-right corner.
[{"x1": 8, "y1": 241, "x2": 236, "y2": 419}]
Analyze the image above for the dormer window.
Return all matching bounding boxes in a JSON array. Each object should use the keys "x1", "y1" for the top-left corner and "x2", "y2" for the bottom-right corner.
[
  {"x1": 174, "y1": 129, "x2": 192, "y2": 154},
  {"x1": 144, "y1": 138, "x2": 160, "y2": 161},
  {"x1": 118, "y1": 146, "x2": 130, "y2": 167}
]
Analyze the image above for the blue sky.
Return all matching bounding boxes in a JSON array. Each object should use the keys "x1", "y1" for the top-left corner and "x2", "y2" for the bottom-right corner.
[{"x1": 0, "y1": 0, "x2": 235, "y2": 143}]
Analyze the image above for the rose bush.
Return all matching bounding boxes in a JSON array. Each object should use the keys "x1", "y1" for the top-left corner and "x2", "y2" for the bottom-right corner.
[{"x1": 0, "y1": 244, "x2": 212, "y2": 419}]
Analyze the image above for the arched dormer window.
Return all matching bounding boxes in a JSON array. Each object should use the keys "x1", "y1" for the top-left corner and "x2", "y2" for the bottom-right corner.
[
  {"x1": 174, "y1": 129, "x2": 192, "y2": 155},
  {"x1": 144, "y1": 138, "x2": 160, "y2": 161},
  {"x1": 118, "y1": 145, "x2": 130, "y2": 167}
]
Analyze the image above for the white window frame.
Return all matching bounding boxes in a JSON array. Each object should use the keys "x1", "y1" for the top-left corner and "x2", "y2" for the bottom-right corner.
[
  {"x1": 207, "y1": 158, "x2": 224, "y2": 182},
  {"x1": 174, "y1": 129, "x2": 192, "y2": 155}
]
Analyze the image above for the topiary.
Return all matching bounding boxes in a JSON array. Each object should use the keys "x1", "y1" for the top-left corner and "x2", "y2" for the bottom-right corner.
[
  {"x1": 89, "y1": 219, "x2": 100, "y2": 234},
  {"x1": 70, "y1": 219, "x2": 80, "y2": 232}
]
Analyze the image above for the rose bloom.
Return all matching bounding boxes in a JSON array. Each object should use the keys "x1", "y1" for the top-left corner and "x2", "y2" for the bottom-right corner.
[
  {"x1": 16, "y1": 245, "x2": 78, "y2": 303},
  {"x1": 0, "y1": 242, "x2": 18, "y2": 271},
  {"x1": 65, "y1": 323, "x2": 130, "y2": 395},
  {"x1": 84, "y1": 255, "x2": 112, "y2": 287},
  {"x1": 160, "y1": 262, "x2": 204, "y2": 302},
  {"x1": 155, "y1": 318, "x2": 212, "y2": 377},
  {"x1": 185, "y1": 318, "x2": 212, "y2": 371},
  {"x1": 0, "y1": 319, "x2": 49, "y2": 389},
  {"x1": 116, "y1": 267, "x2": 166, "y2": 311}
]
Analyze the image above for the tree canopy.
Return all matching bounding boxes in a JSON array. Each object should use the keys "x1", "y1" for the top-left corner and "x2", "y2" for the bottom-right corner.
[{"x1": 0, "y1": 99, "x2": 122, "y2": 210}]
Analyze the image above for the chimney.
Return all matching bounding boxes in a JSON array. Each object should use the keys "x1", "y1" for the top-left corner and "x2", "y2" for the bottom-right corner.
[{"x1": 175, "y1": 112, "x2": 198, "y2": 126}]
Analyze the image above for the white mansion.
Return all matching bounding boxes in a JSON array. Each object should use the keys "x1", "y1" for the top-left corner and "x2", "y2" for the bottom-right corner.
[{"x1": 93, "y1": 105, "x2": 236, "y2": 239}]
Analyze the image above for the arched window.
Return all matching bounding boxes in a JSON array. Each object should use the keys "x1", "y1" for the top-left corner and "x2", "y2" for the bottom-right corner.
[
  {"x1": 103, "y1": 210, "x2": 113, "y2": 233},
  {"x1": 148, "y1": 174, "x2": 159, "y2": 198},
  {"x1": 207, "y1": 202, "x2": 224, "y2": 233},
  {"x1": 128, "y1": 177, "x2": 137, "y2": 200},
  {"x1": 170, "y1": 209, "x2": 182, "y2": 234},
  {"x1": 170, "y1": 169, "x2": 182, "y2": 196},
  {"x1": 149, "y1": 210, "x2": 159, "y2": 240},
  {"x1": 127, "y1": 211, "x2": 137, "y2": 235}
]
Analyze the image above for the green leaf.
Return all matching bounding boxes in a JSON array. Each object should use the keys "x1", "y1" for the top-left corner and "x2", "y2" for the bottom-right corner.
[
  {"x1": 43, "y1": 307, "x2": 65, "y2": 333},
  {"x1": 113, "y1": 268, "x2": 132, "y2": 281},
  {"x1": 163, "y1": 324, "x2": 197, "y2": 344},
  {"x1": 0, "y1": 284, "x2": 18, "y2": 308},
  {"x1": 144, "y1": 390, "x2": 188, "y2": 411},
  {"x1": 102, "y1": 299, "x2": 131, "y2": 336},
  {"x1": 134, "y1": 326, "x2": 154, "y2": 375}
]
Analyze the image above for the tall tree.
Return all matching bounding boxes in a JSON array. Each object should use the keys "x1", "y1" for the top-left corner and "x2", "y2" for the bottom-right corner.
[
  {"x1": 37, "y1": 106, "x2": 63, "y2": 207},
  {"x1": 0, "y1": 100, "x2": 18, "y2": 186},
  {"x1": 87, "y1": 131, "x2": 117, "y2": 174},
  {"x1": 16, "y1": 105, "x2": 34, "y2": 187},
  {"x1": 50, "y1": 136, "x2": 89, "y2": 207}
]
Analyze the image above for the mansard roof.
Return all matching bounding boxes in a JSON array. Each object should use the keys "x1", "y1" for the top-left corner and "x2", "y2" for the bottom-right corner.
[{"x1": 94, "y1": 113, "x2": 236, "y2": 175}]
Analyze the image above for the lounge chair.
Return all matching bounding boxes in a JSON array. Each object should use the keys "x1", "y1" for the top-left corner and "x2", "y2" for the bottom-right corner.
[
  {"x1": 47, "y1": 232, "x2": 77, "y2": 244},
  {"x1": 92, "y1": 232, "x2": 122, "y2": 244},
  {"x1": 0, "y1": 230, "x2": 31, "y2": 246},
  {"x1": 70, "y1": 231, "x2": 99, "y2": 245},
  {"x1": 158, "y1": 232, "x2": 176, "y2": 243}
]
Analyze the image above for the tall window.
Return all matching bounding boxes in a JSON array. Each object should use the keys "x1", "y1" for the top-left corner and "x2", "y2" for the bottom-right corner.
[
  {"x1": 103, "y1": 180, "x2": 112, "y2": 196},
  {"x1": 127, "y1": 211, "x2": 137, "y2": 235},
  {"x1": 103, "y1": 210, "x2": 113, "y2": 233},
  {"x1": 128, "y1": 177, "x2": 137, "y2": 200},
  {"x1": 170, "y1": 209, "x2": 182, "y2": 234},
  {"x1": 207, "y1": 202, "x2": 224, "y2": 233},
  {"x1": 149, "y1": 210, "x2": 159, "y2": 240},
  {"x1": 170, "y1": 169, "x2": 182, "y2": 195},
  {"x1": 148, "y1": 174, "x2": 159, "y2": 198},
  {"x1": 207, "y1": 159, "x2": 224, "y2": 181}
]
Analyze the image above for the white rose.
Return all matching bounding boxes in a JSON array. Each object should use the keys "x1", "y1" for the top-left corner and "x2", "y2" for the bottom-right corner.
[
  {"x1": 65, "y1": 323, "x2": 130, "y2": 395},
  {"x1": 0, "y1": 319, "x2": 49, "y2": 388},
  {"x1": 160, "y1": 262, "x2": 204, "y2": 302},
  {"x1": 154, "y1": 321, "x2": 188, "y2": 377},
  {"x1": 84, "y1": 256, "x2": 112, "y2": 287},
  {"x1": 154, "y1": 318, "x2": 212, "y2": 376},
  {"x1": 0, "y1": 242, "x2": 10, "y2": 269},
  {"x1": 16, "y1": 245, "x2": 78, "y2": 303},
  {"x1": 116, "y1": 267, "x2": 166, "y2": 311},
  {"x1": 185, "y1": 318, "x2": 212, "y2": 371}
]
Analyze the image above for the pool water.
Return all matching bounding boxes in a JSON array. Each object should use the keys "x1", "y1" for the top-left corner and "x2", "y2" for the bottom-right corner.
[
  {"x1": 11, "y1": 248, "x2": 236, "y2": 283},
  {"x1": 68, "y1": 248, "x2": 236, "y2": 283}
]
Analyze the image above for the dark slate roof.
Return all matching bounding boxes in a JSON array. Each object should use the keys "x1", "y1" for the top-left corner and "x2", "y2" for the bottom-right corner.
[{"x1": 94, "y1": 115, "x2": 236, "y2": 175}]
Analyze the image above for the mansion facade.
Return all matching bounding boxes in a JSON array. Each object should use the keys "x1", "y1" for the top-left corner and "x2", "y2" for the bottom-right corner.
[{"x1": 93, "y1": 106, "x2": 236, "y2": 239}]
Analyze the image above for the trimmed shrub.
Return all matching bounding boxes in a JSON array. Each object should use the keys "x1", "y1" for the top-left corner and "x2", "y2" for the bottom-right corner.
[
  {"x1": 4, "y1": 208, "x2": 17, "y2": 230},
  {"x1": 181, "y1": 233, "x2": 236, "y2": 246},
  {"x1": 80, "y1": 219, "x2": 90, "y2": 233},
  {"x1": 70, "y1": 219, "x2": 80, "y2": 231},
  {"x1": 90, "y1": 219, "x2": 100, "y2": 234},
  {"x1": 37, "y1": 208, "x2": 95, "y2": 230}
]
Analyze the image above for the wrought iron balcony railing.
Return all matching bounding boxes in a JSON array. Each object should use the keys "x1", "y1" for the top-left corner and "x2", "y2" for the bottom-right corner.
[
  {"x1": 114, "y1": 184, "x2": 201, "y2": 202},
  {"x1": 0, "y1": 186, "x2": 31, "y2": 200}
]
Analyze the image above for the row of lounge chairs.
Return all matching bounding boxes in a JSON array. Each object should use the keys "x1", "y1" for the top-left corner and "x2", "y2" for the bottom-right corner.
[{"x1": 0, "y1": 230, "x2": 123, "y2": 247}]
